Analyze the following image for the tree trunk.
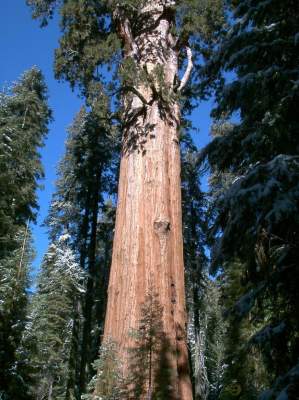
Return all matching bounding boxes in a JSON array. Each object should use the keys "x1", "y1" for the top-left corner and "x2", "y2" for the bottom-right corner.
[
  {"x1": 80, "y1": 166, "x2": 102, "y2": 393},
  {"x1": 48, "y1": 378, "x2": 53, "y2": 400},
  {"x1": 103, "y1": 3, "x2": 193, "y2": 399},
  {"x1": 65, "y1": 298, "x2": 81, "y2": 400}
]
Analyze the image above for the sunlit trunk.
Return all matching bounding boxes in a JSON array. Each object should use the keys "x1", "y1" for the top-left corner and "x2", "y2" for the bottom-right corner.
[{"x1": 103, "y1": 3, "x2": 193, "y2": 399}]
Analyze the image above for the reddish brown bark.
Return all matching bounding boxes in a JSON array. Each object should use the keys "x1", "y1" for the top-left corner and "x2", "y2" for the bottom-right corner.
[{"x1": 103, "y1": 3, "x2": 193, "y2": 399}]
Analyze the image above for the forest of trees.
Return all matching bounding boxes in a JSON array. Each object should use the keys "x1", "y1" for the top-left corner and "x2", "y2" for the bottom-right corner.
[{"x1": 0, "y1": 0, "x2": 298, "y2": 399}]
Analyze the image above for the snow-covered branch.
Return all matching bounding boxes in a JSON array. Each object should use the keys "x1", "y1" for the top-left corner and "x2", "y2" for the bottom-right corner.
[{"x1": 178, "y1": 46, "x2": 193, "y2": 92}]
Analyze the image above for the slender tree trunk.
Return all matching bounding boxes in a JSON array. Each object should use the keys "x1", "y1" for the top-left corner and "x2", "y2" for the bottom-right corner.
[
  {"x1": 79, "y1": 193, "x2": 91, "y2": 272},
  {"x1": 104, "y1": 3, "x2": 193, "y2": 399},
  {"x1": 17, "y1": 218, "x2": 30, "y2": 280},
  {"x1": 65, "y1": 298, "x2": 81, "y2": 400},
  {"x1": 48, "y1": 378, "x2": 53, "y2": 400},
  {"x1": 80, "y1": 167, "x2": 102, "y2": 393},
  {"x1": 65, "y1": 193, "x2": 91, "y2": 399}
]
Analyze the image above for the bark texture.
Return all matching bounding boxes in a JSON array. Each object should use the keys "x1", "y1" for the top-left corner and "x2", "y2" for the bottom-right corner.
[{"x1": 104, "y1": 2, "x2": 193, "y2": 398}]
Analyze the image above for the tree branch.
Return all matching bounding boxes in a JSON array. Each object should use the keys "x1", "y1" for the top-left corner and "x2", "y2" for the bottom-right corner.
[
  {"x1": 122, "y1": 85, "x2": 150, "y2": 105},
  {"x1": 22, "y1": 106, "x2": 28, "y2": 129},
  {"x1": 114, "y1": 7, "x2": 137, "y2": 57},
  {"x1": 178, "y1": 46, "x2": 193, "y2": 92},
  {"x1": 17, "y1": 218, "x2": 30, "y2": 279}
]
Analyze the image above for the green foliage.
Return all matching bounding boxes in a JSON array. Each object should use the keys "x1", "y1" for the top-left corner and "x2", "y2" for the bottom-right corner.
[
  {"x1": 56, "y1": 2, "x2": 120, "y2": 90},
  {"x1": 127, "y1": 287, "x2": 174, "y2": 399},
  {"x1": 181, "y1": 132, "x2": 211, "y2": 399},
  {"x1": 200, "y1": 1, "x2": 299, "y2": 396},
  {"x1": 218, "y1": 263, "x2": 268, "y2": 400},
  {"x1": 0, "y1": 226, "x2": 34, "y2": 400},
  {"x1": 46, "y1": 92, "x2": 119, "y2": 242},
  {"x1": 0, "y1": 67, "x2": 51, "y2": 259},
  {"x1": 27, "y1": 0, "x2": 225, "y2": 104},
  {"x1": 24, "y1": 235, "x2": 85, "y2": 400},
  {"x1": 181, "y1": 133, "x2": 207, "y2": 288},
  {"x1": 201, "y1": 0, "x2": 299, "y2": 170},
  {"x1": 26, "y1": 0, "x2": 59, "y2": 25},
  {"x1": 0, "y1": 67, "x2": 50, "y2": 400},
  {"x1": 176, "y1": 0, "x2": 225, "y2": 47},
  {"x1": 204, "y1": 281, "x2": 225, "y2": 400},
  {"x1": 82, "y1": 337, "x2": 125, "y2": 400},
  {"x1": 43, "y1": 98, "x2": 119, "y2": 397},
  {"x1": 26, "y1": 0, "x2": 299, "y2": 398}
]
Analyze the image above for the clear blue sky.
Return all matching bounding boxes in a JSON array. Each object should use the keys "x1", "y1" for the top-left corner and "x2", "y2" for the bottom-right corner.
[{"x1": 0, "y1": 0, "x2": 213, "y2": 277}]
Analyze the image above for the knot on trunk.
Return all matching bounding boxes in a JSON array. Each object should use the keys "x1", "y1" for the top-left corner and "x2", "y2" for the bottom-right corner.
[
  {"x1": 154, "y1": 219, "x2": 170, "y2": 237},
  {"x1": 175, "y1": 323, "x2": 185, "y2": 342}
]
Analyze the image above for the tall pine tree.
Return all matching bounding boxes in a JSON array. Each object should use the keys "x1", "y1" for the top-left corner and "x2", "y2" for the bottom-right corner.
[
  {"x1": 180, "y1": 131, "x2": 209, "y2": 399},
  {"x1": 24, "y1": 234, "x2": 85, "y2": 400},
  {"x1": 29, "y1": 95, "x2": 119, "y2": 398},
  {"x1": 0, "y1": 67, "x2": 51, "y2": 400},
  {"x1": 200, "y1": 0, "x2": 299, "y2": 397}
]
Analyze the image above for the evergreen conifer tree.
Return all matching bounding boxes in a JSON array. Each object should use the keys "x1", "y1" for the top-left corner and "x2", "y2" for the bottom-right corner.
[
  {"x1": 82, "y1": 337, "x2": 125, "y2": 400},
  {"x1": 126, "y1": 287, "x2": 173, "y2": 400},
  {"x1": 0, "y1": 67, "x2": 51, "y2": 258},
  {"x1": 200, "y1": 1, "x2": 299, "y2": 395},
  {"x1": 181, "y1": 133, "x2": 209, "y2": 399},
  {"x1": 0, "y1": 67, "x2": 51, "y2": 400},
  {"x1": 218, "y1": 263, "x2": 266, "y2": 400},
  {"x1": 40, "y1": 99, "x2": 118, "y2": 398},
  {"x1": 0, "y1": 226, "x2": 34, "y2": 400},
  {"x1": 24, "y1": 234, "x2": 85, "y2": 400},
  {"x1": 204, "y1": 281, "x2": 225, "y2": 400}
]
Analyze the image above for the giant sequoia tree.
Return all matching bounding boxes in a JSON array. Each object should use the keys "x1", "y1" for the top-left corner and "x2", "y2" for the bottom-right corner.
[{"x1": 27, "y1": 0, "x2": 224, "y2": 398}]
